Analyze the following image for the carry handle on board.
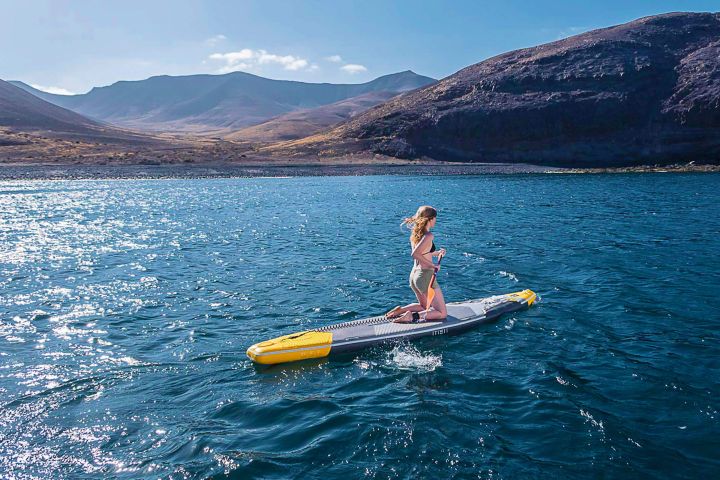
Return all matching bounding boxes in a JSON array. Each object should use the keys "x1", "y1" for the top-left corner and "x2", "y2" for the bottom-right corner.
[{"x1": 423, "y1": 253, "x2": 444, "y2": 320}]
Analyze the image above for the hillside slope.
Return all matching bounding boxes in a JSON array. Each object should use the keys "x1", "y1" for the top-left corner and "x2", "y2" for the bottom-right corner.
[
  {"x1": 226, "y1": 91, "x2": 400, "y2": 142},
  {"x1": 1, "y1": 79, "x2": 105, "y2": 135},
  {"x1": 269, "y1": 12, "x2": 720, "y2": 167},
  {"x1": 0, "y1": 79, "x2": 160, "y2": 145}
]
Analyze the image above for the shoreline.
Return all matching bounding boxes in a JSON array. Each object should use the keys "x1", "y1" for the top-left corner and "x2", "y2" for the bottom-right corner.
[{"x1": 0, "y1": 161, "x2": 717, "y2": 180}]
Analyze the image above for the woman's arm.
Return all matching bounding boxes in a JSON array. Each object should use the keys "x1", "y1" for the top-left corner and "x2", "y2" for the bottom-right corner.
[{"x1": 411, "y1": 234, "x2": 436, "y2": 269}]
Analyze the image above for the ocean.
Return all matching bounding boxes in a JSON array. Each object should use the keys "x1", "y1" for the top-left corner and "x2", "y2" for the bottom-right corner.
[{"x1": 1, "y1": 173, "x2": 718, "y2": 479}]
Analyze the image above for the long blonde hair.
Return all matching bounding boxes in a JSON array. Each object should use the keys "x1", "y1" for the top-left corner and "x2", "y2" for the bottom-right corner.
[{"x1": 402, "y1": 205, "x2": 437, "y2": 246}]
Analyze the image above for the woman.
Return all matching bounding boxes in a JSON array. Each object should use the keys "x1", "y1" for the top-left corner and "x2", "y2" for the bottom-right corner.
[{"x1": 386, "y1": 205, "x2": 448, "y2": 323}]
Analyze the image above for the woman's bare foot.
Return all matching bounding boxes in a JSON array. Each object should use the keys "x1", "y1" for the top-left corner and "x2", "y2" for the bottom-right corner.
[
  {"x1": 386, "y1": 306, "x2": 404, "y2": 318},
  {"x1": 393, "y1": 311, "x2": 414, "y2": 323}
]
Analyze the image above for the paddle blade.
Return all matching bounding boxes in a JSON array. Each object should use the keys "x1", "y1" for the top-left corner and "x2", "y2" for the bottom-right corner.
[
  {"x1": 426, "y1": 284, "x2": 436, "y2": 310},
  {"x1": 423, "y1": 275, "x2": 437, "y2": 319},
  {"x1": 423, "y1": 256, "x2": 443, "y2": 319}
]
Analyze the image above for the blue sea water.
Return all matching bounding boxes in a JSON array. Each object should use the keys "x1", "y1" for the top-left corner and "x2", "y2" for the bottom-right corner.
[{"x1": 0, "y1": 173, "x2": 718, "y2": 479}]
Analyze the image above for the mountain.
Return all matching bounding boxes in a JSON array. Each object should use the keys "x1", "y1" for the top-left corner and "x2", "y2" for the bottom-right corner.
[
  {"x1": 226, "y1": 91, "x2": 400, "y2": 142},
  {"x1": 6, "y1": 82, "x2": 67, "y2": 104},
  {"x1": 10, "y1": 71, "x2": 435, "y2": 133},
  {"x1": 0, "y1": 79, "x2": 159, "y2": 145},
  {"x1": 1, "y1": 79, "x2": 106, "y2": 135},
  {"x1": 269, "y1": 12, "x2": 720, "y2": 167},
  {"x1": 0, "y1": 78, "x2": 178, "y2": 168}
]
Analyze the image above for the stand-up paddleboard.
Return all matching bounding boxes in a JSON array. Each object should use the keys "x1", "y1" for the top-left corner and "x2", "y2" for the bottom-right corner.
[{"x1": 247, "y1": 289, "x2": 536, "y2": 365}]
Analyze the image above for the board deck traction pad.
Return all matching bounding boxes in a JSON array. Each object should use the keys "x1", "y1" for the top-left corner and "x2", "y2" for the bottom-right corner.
[{"x1": 247, "y1": 289, "x2": 537, "y2": 365}]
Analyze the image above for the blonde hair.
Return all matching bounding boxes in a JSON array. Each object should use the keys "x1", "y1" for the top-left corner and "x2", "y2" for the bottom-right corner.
[{"x1": 402, "y1": 205, "x2": 437, "y2": 246}]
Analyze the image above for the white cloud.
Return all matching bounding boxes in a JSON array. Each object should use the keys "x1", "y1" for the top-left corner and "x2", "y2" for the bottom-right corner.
[
  {"x1": 340, "y1": 64, "x2": 367, "y2": 74},
  {"x1": 210, "y1": 49, "x2": 254, "y2": 63},
  {"x1": 257, "y1": 51, "x2": 308, "y2": 70},
  {"x1": 30, "y1": 83, "x2": 76, "y2": 95},
  {"x1": 209, "y1": 49, "x2": 313, "y2": 73},
  {"x1": 205, "y1": 34, "x2": 227, "y2": 46},
  {"x1": 325, "y1": 55, "x2": 343, "y2": 63}
]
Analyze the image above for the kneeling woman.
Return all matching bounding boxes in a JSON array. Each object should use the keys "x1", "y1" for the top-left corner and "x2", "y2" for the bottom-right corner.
[{"x1": 387, "y1": 205, "x2": 447, "y2": 323}]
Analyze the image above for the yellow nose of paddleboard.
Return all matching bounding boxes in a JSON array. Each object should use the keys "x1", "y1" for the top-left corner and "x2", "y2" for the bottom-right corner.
[
  {"x1": 246, "y1": 331, "x2": 333, "y2": 365},
  {"x1": 508, "y1": 289, "x2": 537, "y2": 306}
]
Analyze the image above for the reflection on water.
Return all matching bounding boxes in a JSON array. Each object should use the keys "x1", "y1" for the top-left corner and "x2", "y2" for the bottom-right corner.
[{"x1": 1, "y1": 174, "x2": 719, "y2": 478}]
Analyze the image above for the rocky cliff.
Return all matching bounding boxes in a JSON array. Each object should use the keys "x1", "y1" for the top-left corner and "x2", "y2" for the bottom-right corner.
[{"x1": 272, "y1": 13, "x2": 720, "y2": 166}]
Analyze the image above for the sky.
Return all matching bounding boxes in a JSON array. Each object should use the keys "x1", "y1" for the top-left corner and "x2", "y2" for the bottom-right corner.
[{"x1": 1, "y1": 0, "x2": 718, "y2": 94}]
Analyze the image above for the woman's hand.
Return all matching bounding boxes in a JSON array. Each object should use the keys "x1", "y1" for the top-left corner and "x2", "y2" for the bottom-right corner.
[{"x1": 436, "y1": 248, "x2": 446, "y2": 258}]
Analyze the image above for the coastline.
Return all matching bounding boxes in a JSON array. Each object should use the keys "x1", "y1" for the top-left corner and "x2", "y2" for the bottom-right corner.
[
  {"x1": 0, "y1": 160, "x2": 717, "y2": 181},
  {"x1": 0, "y1": 161, "x2": 555, "y2": 180},
  {"x1": 550, "y1": 162, "x2": 720, "y2": 174}
]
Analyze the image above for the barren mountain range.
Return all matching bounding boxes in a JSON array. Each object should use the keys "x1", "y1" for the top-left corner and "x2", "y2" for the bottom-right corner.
[
  {"x1": 9, "y1": 71, "x2": 435, "y2": 134},
  {"x1": 2, "y1": 12, "x2": 719, "y2": 168}
]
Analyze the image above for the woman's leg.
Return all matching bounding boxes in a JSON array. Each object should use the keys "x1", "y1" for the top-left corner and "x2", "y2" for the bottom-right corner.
[
  {"x1": 387, "y1": 280, "x2": 427, "y2": 318},
  {"x1": 394, "y1": 284, "x2": 447, "y2": 323},
  {"x1": 394, "y1": 288, "x2": 437, "y2": 323},
  {"x1": 387, "y1": 302, "x2": 426, "y2": 317}
]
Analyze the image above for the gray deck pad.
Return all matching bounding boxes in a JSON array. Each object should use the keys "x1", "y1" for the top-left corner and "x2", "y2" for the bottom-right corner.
[{"x1": 329, "y1": 295, "x2": 511, "y2": 343}]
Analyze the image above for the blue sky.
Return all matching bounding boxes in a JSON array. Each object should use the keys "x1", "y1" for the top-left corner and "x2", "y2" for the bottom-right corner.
[{"x1": 2, "y1": 0, "x2": 718, "y2": 94}]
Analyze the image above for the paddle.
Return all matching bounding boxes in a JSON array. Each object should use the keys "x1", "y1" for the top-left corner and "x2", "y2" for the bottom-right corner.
[{"x1": 423, "y1": 253, "x2": 444, "y2": 321}]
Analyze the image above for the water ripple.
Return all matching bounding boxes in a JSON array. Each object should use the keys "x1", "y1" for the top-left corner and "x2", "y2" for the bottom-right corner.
[{"x1": 1, "y1": 175, "x2": 719, "y2": 478}]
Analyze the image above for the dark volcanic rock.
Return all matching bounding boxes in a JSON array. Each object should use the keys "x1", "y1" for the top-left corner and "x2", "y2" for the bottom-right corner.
[{"x1": 277, "y1": 12, "x2": 720, "y2": 167}]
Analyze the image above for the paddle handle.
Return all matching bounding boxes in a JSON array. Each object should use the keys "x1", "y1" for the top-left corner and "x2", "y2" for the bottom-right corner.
[{"x1": 433, "y1": 252, "x2": 444, "y2": 273}]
